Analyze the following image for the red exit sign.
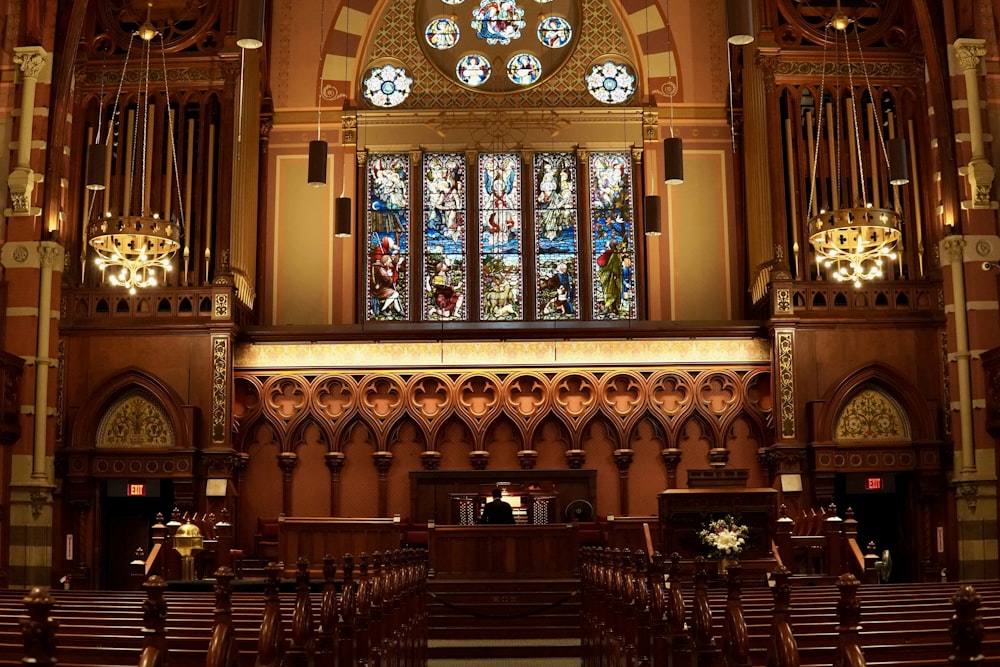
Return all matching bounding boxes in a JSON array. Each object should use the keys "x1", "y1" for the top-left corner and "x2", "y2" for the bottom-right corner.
[
  {"x1": 127, "y1": 483, "x2": 146, "y2": 497},
  {"x1": 865, "y1": 476, "x2": 883, "y2": 491}
]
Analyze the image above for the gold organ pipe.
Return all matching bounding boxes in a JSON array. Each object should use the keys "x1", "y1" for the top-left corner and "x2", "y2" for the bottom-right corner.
[
  {"x1": 124, "y1": 108, "x2": 136, "y2": 217},
  {"x1": 909, "y1": 120, "x2": 923, "y2": 277},
  {"x1": 866, "y1": 101, "x2": 881, "y2": 208},
  {"x1": 102, "y1": 118, "x2": 112, "y2": 214},
  {"x1": 82, "y1": 126, "x2": 95, "y2": 283},
  {"x1": 143, "y1": 104, "x2": 155, "y2": 215},
  {"x1": 205, "y1": 121, "x2": 216, "y2": 284},
  {"x1": 784, "y1": 117, "x2": 800, "y2": 277},
  {"x1": 846, "y1": 98, "x2": 859, "y2": 206},
  {"x1": 163, "y1": 106, "x2": 174, "y2": 225},
  {"x1": 825, "y1": 101, "x2": 838, "y2": 211}
]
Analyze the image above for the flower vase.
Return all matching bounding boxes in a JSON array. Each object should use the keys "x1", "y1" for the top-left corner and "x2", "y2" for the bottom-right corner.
[{"x1": 718, "y1": 556, "x2": 737, "y2": 576}]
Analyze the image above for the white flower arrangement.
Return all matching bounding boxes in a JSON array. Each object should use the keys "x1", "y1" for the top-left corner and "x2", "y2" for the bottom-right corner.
[{"x1": 698, "y1": 515, "x2": 749, "y2": 560}]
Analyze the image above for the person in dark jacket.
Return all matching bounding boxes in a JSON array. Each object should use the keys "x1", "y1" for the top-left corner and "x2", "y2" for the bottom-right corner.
[{"x1": 479, "y1": 488, "x2": 515, "y2": 524}]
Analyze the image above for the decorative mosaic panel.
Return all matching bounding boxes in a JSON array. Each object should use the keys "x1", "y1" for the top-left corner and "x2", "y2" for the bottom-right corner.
[
  {"x1": 834, "y1": 387, "x2": 909, "y2": 441},
  {"x1": 96, "y1": 388, "x2": 176, "y2": 448}
]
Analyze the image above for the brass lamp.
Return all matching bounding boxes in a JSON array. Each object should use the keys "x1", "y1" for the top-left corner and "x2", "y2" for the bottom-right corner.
[{"x1": 173, "y1": 520, "x2": 204, "y2": 581}]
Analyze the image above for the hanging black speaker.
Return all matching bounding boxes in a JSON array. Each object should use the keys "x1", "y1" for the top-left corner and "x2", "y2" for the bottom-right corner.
[
  {"x1": 335, "y1": 197, "x2": 352, "y2": 237},
  {"x1": 887, "y1": 137, "x2": 910, "y2": 185},
  {"x1": 308, "y1": 139, "x2": 328, "y2": 187},
  {"x1": 85, "y1": 143, "x2": 107, "y2": 191},
  {"x1": 644, "y1": 195, "x2": 661, "y2": 236},
  {"x1": 236, "y1": 0, "x2": 266, "y2": 49},
  {"x1": 663, "y1": 137, "x2": 684, "y2": 185},
  {"x1": 726, "y1": 0, "x2": 755, "y2": 45}
]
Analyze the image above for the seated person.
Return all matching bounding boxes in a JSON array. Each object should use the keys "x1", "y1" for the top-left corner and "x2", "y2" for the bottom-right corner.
[{"x1": 479, "y1": 488, "x2": 515, "y2": 524}]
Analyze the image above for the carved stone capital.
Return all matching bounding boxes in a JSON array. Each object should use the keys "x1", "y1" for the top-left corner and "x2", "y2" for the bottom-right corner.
[
  {"x1": 954, "y1": 39, "x2": 987, "y2": 73},
  {"x1": 468, "y1": 450, "x2": 490, "y2": 470},
  {"x1": 325, "y1": 451, "x2": 346, "y2": 474},
  {"x1": 277, "y1": 452, "x2": 298, "y2": 478},
  {"x1": 966, "y1": 158, "x2": 995, "y2": 208},
  {"x1": 373, "y1": 450, "x2": 393, "y2": 475},
  {"x1": 956, "y1": 480, "x2": 979, "y2": 511},
  {"x1": 5, "y1": 167, "x2": 38, "y2": 217},
  {"x1": 517, "y1": 449, "x2": 538, "y2": 470},
  {"x1": 13, "y1": 50, "x2": 47, "y2": 79},
  {"x1": 565, "y1": 449, "x2": 586, "y2": 469},
  {"x1": 420, "y1": 450, "x2": 442, "y2": 471},
  {"x1": 940, "y1": 236, "x2": 969, "y2": 264},
  {"x1": 613, "y1": 448, "x2": 634, "y2": 473},
  {"x1": 660, "y1": 447, "x2": 682, "y2": 471}
]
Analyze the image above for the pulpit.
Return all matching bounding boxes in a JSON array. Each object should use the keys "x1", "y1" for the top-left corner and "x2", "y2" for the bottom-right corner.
[{"x1": 658, "y1": 488, "x2": 777, "y2": 578}]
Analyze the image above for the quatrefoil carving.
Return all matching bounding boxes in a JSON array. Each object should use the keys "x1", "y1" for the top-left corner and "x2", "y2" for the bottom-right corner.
[
  {"x1": 698, "y1": 373, "x2": 738, "y2": 417},
  {"x1": 458, "y1": 376, "x2": 499, "y2": 419},
  {"x1": 361, "y1": 377, "x2": 404, "y2": 421},
  {"x1": 554, "y1": 374, "x2": 595, "y2": 417},
  {"x1": 650, "y1": 374, "x2": 691, "y2": 420},
  {"x1": 233, "y1": 378, "x2": 261, "y2": 420},
  {"x1": 506, "y1": 375, "x2": 546, "y2": 418},
  {"x1": 603, "y1": 374, "x2": 642, "y2": 418},
  {"x1": 267, "y1": 379, "x2": 307, "y2": 421},
  {"x1": 314, "y1": 377, "x2": 356, "y2": 420},
  {"x1": 412, "y1": 377, "x2": 450, "y2": 419}
]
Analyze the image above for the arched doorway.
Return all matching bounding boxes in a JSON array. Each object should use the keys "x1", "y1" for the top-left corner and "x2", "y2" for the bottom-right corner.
[
  {"x1": 62, "y1": 369, "x2": 198, "y2": 589},
  {"x1": 811, "y1": 364, "x2": 948, "y2": 582}
]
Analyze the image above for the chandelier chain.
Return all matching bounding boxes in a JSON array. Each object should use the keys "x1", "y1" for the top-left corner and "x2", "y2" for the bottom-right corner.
[
  {"x1": 842, "y1": 23, "x2": 866, "y2": 206},
  {"x1": 854, "y1": 26, "x2": 891, "y2": 173}
]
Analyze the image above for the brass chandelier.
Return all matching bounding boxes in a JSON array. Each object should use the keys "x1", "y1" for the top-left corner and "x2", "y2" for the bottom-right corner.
[
  {"x1": 86, "y1": 4, "x2": 183, "y2": 293},
  {"x1": 805, "y1": 4, "x2": 909, "y2": 288}
]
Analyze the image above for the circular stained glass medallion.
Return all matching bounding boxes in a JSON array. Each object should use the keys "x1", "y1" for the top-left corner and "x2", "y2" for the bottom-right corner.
[
  {"x1": 471, "y1": 0, "x2": 526, "y2": 46},
  {"x1": 456, "y1": 53, "x2": 492, "y2": 87},
  {"x1": 586, "y1": 61, "x2": 635, "y2": 104},
  {"x1": 426, "y1": 17, "x2": 461, "y2": 49},
  {"x1": 537, "y1": 15, "x2": 571, "y2": 48},
  {"x1": 442, "y1": 0, "x2": 465, "y2": 4},
  {"x1": 363, "y1": 64, "x2": 413, "y2": 108},
  {"x1": 507, "y1": 53, "x2": 542, "y2": 85}
]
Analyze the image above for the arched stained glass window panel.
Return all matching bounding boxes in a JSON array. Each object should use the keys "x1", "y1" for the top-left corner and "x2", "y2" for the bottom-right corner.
[
  {"x1": 533, "y1": 152, "x2": 579, "y2": 320},
  {"x1": 366, "y1": 154, "x2": 411, "y2": 321},
  {"x1": 589, "y1": 152, "x2": 636, "y2": 320},
  {"x1": 423, "y1": 153, "x2": 468, "y2": 321},
  {"x1": 480, "y1": 153, "x2": 522, "y2": 320}
]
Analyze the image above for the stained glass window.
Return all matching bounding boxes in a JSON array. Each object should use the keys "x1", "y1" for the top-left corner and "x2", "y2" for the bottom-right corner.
[
  {"x1": 479, "y1": 153, "x2": 522, "y2": 320},
  {"x1": 363, "y1": 64, "x2": 413, "y2": 108},
  {"x1": 442, "y1": 0, "x2": 465, "y2": 4},
  {"x1": 472, "y1": 0, "x2": 526, "y2": 45},
  {"x1": 537, "y1": 16, "x2": 572, "y2": 48},
  {"x1": 366, "y1": 154, "x2": 411, "y2": 321},
  {"x1": 423, "y1": 154, "x2": 468, "y2": 321},
  {"x1": 586, "y1": 61, "x2": 635, "y2": 104},
  {"x1": 507, "y1": 53, "x2": 542, "y2": 86},
  {"x1": 456, "y1": 53, "x2": 491, "y2": 87},
  {"x1": 589, "y1": 152, "x2": 636, "y2": 320},
  {"x1": 426, "y1": 17, "x2": 461, "y2": 49},
  {"x1": 534, "y1": 153, "x2": 579, "y2": 320}
]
